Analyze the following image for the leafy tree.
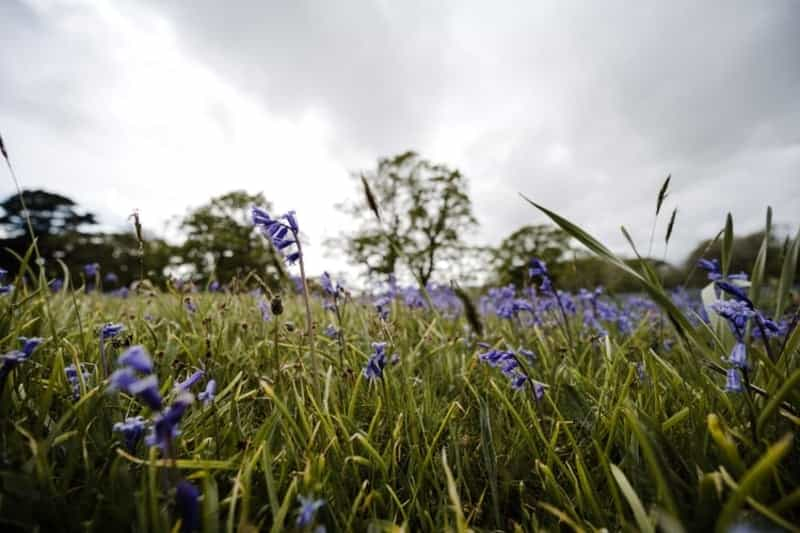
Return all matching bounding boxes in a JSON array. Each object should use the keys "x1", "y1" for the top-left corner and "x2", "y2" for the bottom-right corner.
[
  {"x1": 0, "y1": 189, "x2": 96, "y2": 237},
  {"x1": 179, "y1": 190, "x2": 285, "y2": 285},
  {"x1": 490, "y1": 224, "x2": 573, "y2": 287},
  {"x1": 333, "y1": 151, "x2": 477, "y2": 285}
]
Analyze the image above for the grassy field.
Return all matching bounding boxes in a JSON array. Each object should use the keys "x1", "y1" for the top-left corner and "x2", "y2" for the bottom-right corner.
[{"x1": 0, "y1": 212, "x2": 799, "y2": 532}]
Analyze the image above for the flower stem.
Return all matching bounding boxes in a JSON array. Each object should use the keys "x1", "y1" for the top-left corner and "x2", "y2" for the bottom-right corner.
[{"x1": 294, "y1": 237, "x2": 318, "y2": 381}]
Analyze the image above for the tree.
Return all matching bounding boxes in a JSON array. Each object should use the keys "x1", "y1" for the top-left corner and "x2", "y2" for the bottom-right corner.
[
  {"x1": 333, "y1": 151, "x2": 477, "y2": 285},
  {"x1": 0, "y1": 189, "x2": 96, "y2": 237},
  {"x1": 179, "y1": 190, "x2": 285, "y2": 285},
  {"x1": 490, "y1": 224, "x2": 574, "y2": 287}
]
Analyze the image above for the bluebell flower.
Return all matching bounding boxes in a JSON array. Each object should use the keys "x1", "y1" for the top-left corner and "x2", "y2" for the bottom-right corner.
[
  {"x1": 185, "y1": 297, "x2": 198, "y2": 313},
  {"x1": 101, "y1": 323, "x2": 125, "y2": 341},
  {"x1": 104, "y1": 272, "x2": 119, "y2": 285},
  {"x1": 725, "y1": 368, "x2": 743, "y2": 393},
  {"x1": 374, "y1": 295, "x2": 391, "y2": 321},
  {"x1": 477, "y1": 346, "x2": 535, "y2": 392},
  {"x1": 252, "y1": 206, "x2": 303, "y2": 266},
  {"x1": 324, "y1": 324, "x2": 338, "y2": 339},
  {"x1": 209, "y1": 280, "x2": 220, "y2": 292},
  {"x1": 510, "y1": 372, "x2": 527, "y2": 390},
  {"x1": 108, "y1": 367, "x2": 138, "y2": 393},
  {"x1": 532, "y1": 381, "x2": 545, "y2": 400},
  {"x1": 145, "y1": 392, "x2": 193, "y2": 450},
  {"x1": 84, "y1": 263, "x2": 100, "y2": 278},
  {"x1": 117, "y1": 345, "x2": 153, "y2": 374},
  {"x1": 711, "y1": 300, "x2": 754, "y2": 341},
  {"x1": 1, "y1": 337, "x2": 42, "y2": 375},
  {"x1": 715, "y1": 281, "x2": 752, "y2": 308},
  {"x1": 198, "y1": 380, "x2": 216, "y2": 405},
  {"x1": 320, "y1": 272, "x2": 335, "y2": 296},
  {"x1": 175, "y1": 480, "x2": 201, "y2": 532},
  {"x1": 528, "y1": 258, "x2": 549, "y2": 278},
  {"x1": 112, "y1": 287, "x2": 129, "y2": 298},
  {"x1": 697, "y1": 258, "x2": 722, "y2": 281},
  {"x1": 175, "y1": 370, "x2": 204, "y2": 392},
  {"x1": 363, "y1": 342, "x2": 389, "y2": 380},
  {"x1": 128, "y1": 375, "x2": 164, "y2": 411},
  {"x1": 65, "y1": 363, "x2": 91, "y2": 399},
  {"x1": 728, "y1": 342, "x2": 747, "y2": 369},
  {"x1": 258, "y1": 298, "x2": 271, "y2": 322},
  {"x1": 108, "y1": 359, "x2": 163, "y2": 411},
  {"x1": 296, "y1": 495, "x2": 325, "y2": 528},
  {"x1": 113, "y1": 416, "x2": 147, "y2": 450},
  {"x1": 19, "y1": 337, "x2": 43, "y2": 357}
]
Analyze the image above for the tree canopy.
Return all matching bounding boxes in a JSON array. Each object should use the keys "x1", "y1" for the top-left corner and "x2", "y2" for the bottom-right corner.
[
  {"x1": 332, "y1": 151, "x2": 477, "y2": 285},
  {"x1": 179, "y1": 190, "x2": 285, "y2": 286}
]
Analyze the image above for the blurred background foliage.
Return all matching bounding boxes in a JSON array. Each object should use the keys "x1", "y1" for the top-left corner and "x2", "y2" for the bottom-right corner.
[{"x1": 0, "y1": 153, "x2": 796, "y2": 293}]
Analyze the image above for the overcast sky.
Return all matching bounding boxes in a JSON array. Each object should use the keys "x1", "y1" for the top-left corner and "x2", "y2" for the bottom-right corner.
[{"x1": 1, "y1": 0, "x2": 798, "y2": 280}]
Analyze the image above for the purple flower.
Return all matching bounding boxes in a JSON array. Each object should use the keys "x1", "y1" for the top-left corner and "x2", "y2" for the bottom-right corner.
[
  {"x1": 715, "y1": 281, "x2": 752, "y2": 307},
  {"x1": 258, "y1": 298, "x2": 271, "y2": 322},
  {"x1": 725, "y1": 368, "x2": 743, "y2": 393},
  {"x1": 209, "y1": 280, "x2": 220, "y2": 292},
  {"x1": 324, "y1": 324, "x2": 338, "y2": 339},
  {"x1": 185, "y1": 297, "x2": 198, "y2": 313},
  {"x1": 363, "y1": 342, "x2": 389, "y2": 380},
  {"x1": 118, "y1": 345, "x2": 153, "y2": 374},
  {"x1": 320, "y1": 272, "x2": 335, "y2": 296},
  {"x1": 477, "y1": 346, "x2": 535, "y2": 392},
  {"x1": 296, "y1": 495, "x2": 325, "y2": 528},
  {"x1": 252, "y1": 206, "x2": 303, "y2": 267},
  {"x1": 128, "y1": 375, "x2": 164, "y2": 411},
  {"x1": 175, "y1": 480, "x2": 201, "y2": 532},
  {"x1": 145, "y1": 392, "x2": 193, "y2": 450},
  {"x1": 711, "y1": 300, "x2": 754, "y2": 341},
  {"x1": 104, "y1": 272, "x2": 119, "y2": 285},
  {"x1": 101, "y1": 323, "x2": 125, "y2": 341},
  {"x1": 108, "y1": 368, "x2": 138, "y2": 393},
  {"x1": 697, "y1": 258, "x2": 722, "y2": 281},
  {"x1": 198, "y1": 380, "x2": 216, "y2": 405},
  {"x1": 1, "y1": 337, "x2": 43, "y2": 373},
  {"x1": 84, "y1": 263, "x2": 100, "y2": 278},
  {"x1": 113, "y1": 416, "x2": 147, "y2": 450},
  {"x1": 19, "y1": 337, "x2": 43, "y2": 357},
  {"x1": 529, "y1": 258, "x2": 549, "y2": 278},
  {"x1": 65, "y1": 363, "x2": 91, "y2": 399},
  {"x1": 175, "y1": 370, "x2": 205, "y2": 392},
  {"x1": 374, "y1": 295, "x2": 391, "y2": 321},
  {"x1": 728, "y1": 342, "x2": 748, "y2": 369}
]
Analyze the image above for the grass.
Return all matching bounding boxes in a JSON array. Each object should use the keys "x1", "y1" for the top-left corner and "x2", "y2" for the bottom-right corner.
[{"x1": 0, "y1": 214, "x2": 799, "y2": 532}]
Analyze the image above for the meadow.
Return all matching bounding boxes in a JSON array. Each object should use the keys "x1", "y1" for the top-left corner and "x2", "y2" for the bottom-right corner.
[{"x1": 0, "y1": 203, "x2": 798, "y2": 533}]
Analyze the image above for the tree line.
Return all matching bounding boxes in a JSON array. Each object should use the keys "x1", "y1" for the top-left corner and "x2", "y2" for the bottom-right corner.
[{"x1": 0, "y1": 151, "x2": 793, "y2": 292}]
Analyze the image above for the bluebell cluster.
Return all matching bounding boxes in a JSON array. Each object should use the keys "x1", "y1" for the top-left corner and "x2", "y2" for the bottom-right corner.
[
  {"x1": 372, "y1": 277, "x2": 463, "y2": 321},
  {"x1": 65, "y1": 362, "x2": 91, "y2": 399},
  {"x1": 252, "y1": 206, "x2": 302, "y2": 266},
  {"x1": 477, "y1": 343, "x2": 543, "y2": 396},
  {"x1": 362, "y1": 341, "x2": 399, "y2": 380},
  {"x1": 700, "y1": 257, "x2": 787, "y2": 392}
]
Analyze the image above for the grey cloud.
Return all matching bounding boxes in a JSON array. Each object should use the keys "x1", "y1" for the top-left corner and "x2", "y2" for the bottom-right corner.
[{"x1": 1, "y1": 0, "x2": 798, "y2": 272}]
